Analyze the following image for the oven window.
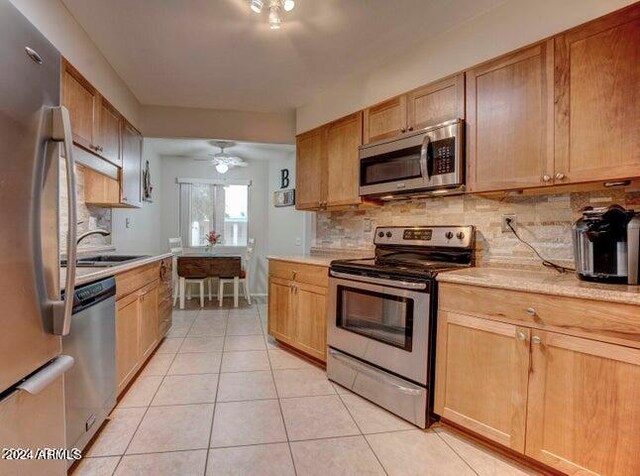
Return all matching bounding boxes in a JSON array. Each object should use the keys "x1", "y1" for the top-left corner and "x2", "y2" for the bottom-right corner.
[
  {"x1": 336, "y1": 286, "x2": 413, "y2": 351},
  {"x1": 360, "y1": 145, "x2": 422, "y2": 186}
]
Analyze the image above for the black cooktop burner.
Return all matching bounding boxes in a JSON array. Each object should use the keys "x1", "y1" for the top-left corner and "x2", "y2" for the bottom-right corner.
[{"x1": 330, "y1": 257, "x2": 471, "y2": 280}]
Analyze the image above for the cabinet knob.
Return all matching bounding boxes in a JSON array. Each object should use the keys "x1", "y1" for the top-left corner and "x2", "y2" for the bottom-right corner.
[
  {"x1": 400, "y1": 127, "x2": 406, "y2": 133},
  {"x1": 292, "y1": 271, "x2": 297, "y2": 280},
  {"x1": 555, "y1": 172, "x2": 565, "y2": 180},
  {"x1": 532, "y1": 336, "x2": 542, "y2": 345},
  {"x1": 516, "y1": 331, "x2": 527, "y2": 341},
  {"x1": 542, "y1": 175, "x2": 551, "y2": 182},
  {"x1": 407, "y1": 126, "x2": 414, "y2": 131},
  {"x1": 526, "y1": 307, "x2": 536, "y2": 316}
]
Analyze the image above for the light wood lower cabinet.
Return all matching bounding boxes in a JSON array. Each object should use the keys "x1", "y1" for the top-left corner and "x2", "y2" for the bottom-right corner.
[
  {"x1": 525, "y1": 332, "x2": 640, "y2": 476},
  {"x1": 115, "y1": 261, "x2": 171, "y2": 395},
  {"x1": 436, "y1": 283, "x2": 640, "y2": 475},
  {"x1": 434, "y1": 311, "x2": 530, "y2": 452},
  {"x1": 268, "y1": 261, "x2": 328, "y2": 362}
]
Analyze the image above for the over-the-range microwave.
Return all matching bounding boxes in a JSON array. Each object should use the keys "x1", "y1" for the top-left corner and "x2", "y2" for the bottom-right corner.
[{"x1": 359, "y1": 119, "x2": 464, "y2": 200}]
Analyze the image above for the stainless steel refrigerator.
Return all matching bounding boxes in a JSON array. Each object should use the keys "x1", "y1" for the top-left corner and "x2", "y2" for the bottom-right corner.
[{"x1": 0, "y1": 1, "x2": 78, "y2": 474}]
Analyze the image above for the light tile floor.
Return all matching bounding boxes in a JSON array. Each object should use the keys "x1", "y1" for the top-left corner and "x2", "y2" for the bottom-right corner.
[{"x1": 74, "y1": 300, "x2": 540, "y2": 476}]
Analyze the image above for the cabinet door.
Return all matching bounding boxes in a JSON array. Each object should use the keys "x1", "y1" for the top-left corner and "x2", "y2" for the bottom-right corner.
[
  {"x1": 83, "y1": 167, "x2": 120, "y2": 206},
  {"x1": 434, "y1": 311, "x2": 530, "y2": 452},
  {"x1": 61, "y1": 59, "x2": 98, "y2": 152},
  {"x1": 326, "y1": 112, "x2": 363, "y2": 208},
  {"x1": 295, "y1": 127, "x2": 326, "y2": 210},
  {"x1": 268, "y1": 277, "x2": 295, "y2": 344},
  {"x1": 139, "y1": 285, "x2": 159, "y2": 360},
  {"x1": 525, "y1": 331, "x2": 640, "y2": 475},
  {"x1": 121, "y1": 121, "x2": 143, "y2": 208},
  {"x1": 466, "y1": 41, "x2": 555, "y2": 192},
  {"x1": 98, "y1": 98, "x2": 122, "y2": 166},
  {"x1": 116, "y1": 296, "x2": 140, "y2": 392},
  {"x1": 363, "y1": 95, "x2": 407, "y2": 144},
  {"x1": 293, "y1": 282, "x2": 327, "y2": 362},
  {"x1": 407, "y1": 73, "x2": 465, "y2": 130},
  {"x1": 555, "y1": 5, "x2": 640, "y2": 184}
]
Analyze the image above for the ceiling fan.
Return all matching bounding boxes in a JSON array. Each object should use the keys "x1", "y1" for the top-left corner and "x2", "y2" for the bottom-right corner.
[{"x1": 195, "y1": 141, "x2": 247, "y2": 174}]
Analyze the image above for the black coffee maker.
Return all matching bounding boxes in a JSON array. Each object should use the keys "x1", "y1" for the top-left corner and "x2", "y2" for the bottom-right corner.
[{"x1": 572, "y1": 204, "x2": 640, "y2": 284}]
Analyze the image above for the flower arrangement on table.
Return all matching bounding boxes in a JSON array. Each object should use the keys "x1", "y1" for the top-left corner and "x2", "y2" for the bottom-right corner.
[{"x1": 205, "y1": 230, "x2": 221, "y2": 251}]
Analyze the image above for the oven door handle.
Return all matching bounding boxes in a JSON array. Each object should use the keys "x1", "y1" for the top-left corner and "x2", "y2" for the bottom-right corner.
[
  {"x1": 420, "y1": 133, "x2": 431, "y2": 182},
  {"x1": 330, "y1": 271, "x2": 427, "y2": 290},
  {"x1": 328, "y1": 349, "x2": 423, "y2": 396}
]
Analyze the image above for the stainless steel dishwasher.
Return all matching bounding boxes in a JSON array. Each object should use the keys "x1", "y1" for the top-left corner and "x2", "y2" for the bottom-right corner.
[{"x1": 62, "y1": 276, "x2": 116, "y2": 456}]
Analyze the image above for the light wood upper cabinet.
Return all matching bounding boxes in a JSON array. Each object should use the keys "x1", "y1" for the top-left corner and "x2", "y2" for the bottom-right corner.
[
  {"x1": 98, "y1": 98, "x2": 122, "y2": 167},
  {"x1": 83, "y1": 167, "x2": 121, "y2": 206},
  {"x1": 326, "y1": 111, "x2": 363, "y2": 208},
  {"x1": 525, "y1": 331, "x2": 640, "y2": 476},
  {"x1": 434, "y1": 311, "x2": 530, "y2": 452},
  {"x1": 466, "y1": 41, "x2": 555, "y2": 193},
  {"x1": 121, "y1": 121, "x2": 143, "y2": 208},
  {"x1": 407, "y1": 73, "x2": 465, "y2": 130},
  {"x1": 295, "y1": 127, "x2": 326, "y2": 210},
  {"x1": 294, "y1": 282, "x2": 327, "y2": 362},
  {"x1": 555, "y1": 5, "x2": 640, "y2": 185},
  {"x1": 363, "y1": 95, "x2": 407, "y2": 144},
  {"x1": 62, "y1": 59, "x2": 98, "y2": 152}
]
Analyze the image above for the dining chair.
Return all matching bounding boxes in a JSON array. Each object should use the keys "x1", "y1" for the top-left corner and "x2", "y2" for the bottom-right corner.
[
  {"x1": 219, "y1": 238, "x2": 255, "y2": 307},
  {"x1": 169, "y1": 237, "x2": 207, "y2": 309}
]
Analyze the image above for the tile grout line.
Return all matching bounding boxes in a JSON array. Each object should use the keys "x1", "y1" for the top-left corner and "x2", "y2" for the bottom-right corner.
[
  {"x1": 433, "y1": 428, "x2": 480, "y2": 476},
  {"x1": 335, "y1": 391, "x2": 389, "y2": 476},
  {"x1": 203, "y1": 307, "x2": 230, "y2": 476},
  {"x1": 111, "y1": 309, "x2": 199, "y2": 475},
  {"x1": 265, "y1": 335, "x2": 299, "y2": 476}
]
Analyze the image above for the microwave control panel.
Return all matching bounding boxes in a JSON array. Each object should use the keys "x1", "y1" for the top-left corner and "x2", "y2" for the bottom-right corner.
[{"x1": 431, "y1": 137, "x2": 456, "y2": 175}]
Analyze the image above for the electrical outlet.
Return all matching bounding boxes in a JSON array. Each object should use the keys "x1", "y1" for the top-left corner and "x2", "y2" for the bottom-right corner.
[
  {"x1": 295, "y1": 237, "x2": 301, "y2": 246},
  {"x1": 125, "y1": 217, "x2": 132, "y2": 229},
  {"x1": 501, "y1": 214, "x2": 516, "y2": 233},
  {"x1": 363, "y1": 218, "x2": 372, "y2": 233}
]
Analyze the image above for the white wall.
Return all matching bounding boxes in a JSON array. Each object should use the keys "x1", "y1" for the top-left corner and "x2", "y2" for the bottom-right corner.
[
  {"x1": 9, "y1": 0, "x2": 141, "y2": 126},
  {"x1": 267, "y1": 153, "x2": 308, "y2": 256},
  {"x1": 141, "y1": 106, "x2": 296, "y2": 145},
  {"x1": 296, "y1": 0, "x2": 637, "y2": 133},
  {"x1": 111, "y1": 140, "x2": 164, "y2": 254}
]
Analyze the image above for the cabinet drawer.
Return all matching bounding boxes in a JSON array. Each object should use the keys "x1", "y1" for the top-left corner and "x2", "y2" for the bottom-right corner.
[
  {"x1": 439, "y1": 283, "x2": 640, "y2": 348},
  {"x1": 269, "y1": 260, "x2": 329, "y2": 288},
  {"x1": 116, "y1": 262, "x2": 161, "y2": 300}
]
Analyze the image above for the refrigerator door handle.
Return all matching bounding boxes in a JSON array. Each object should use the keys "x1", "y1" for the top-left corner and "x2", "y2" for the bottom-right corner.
[
  {"x1": 17, "y1": 355, "x2": 74, "y2": 395},
  {"x1": 51, "y1": 106, "x2": 77, "y2": 336}
]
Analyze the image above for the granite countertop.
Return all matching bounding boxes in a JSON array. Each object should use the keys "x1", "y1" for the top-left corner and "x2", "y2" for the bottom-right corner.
[
  {"x1": 267, "y1": 253, "x2": 372, "y2": 268},
  {"x1": 61, "y1": 252, "x2": 173, "y2": 289},
  {"x1": 437, "y1": 267, "x2": 640, "y2": 306}
]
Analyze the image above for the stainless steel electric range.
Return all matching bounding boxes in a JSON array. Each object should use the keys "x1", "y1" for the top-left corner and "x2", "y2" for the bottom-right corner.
[{"x1": 327, "y1": 225, "x2": 475, "y2": 428}]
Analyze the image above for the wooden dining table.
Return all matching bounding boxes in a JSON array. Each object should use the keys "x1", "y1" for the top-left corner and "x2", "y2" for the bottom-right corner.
[{"x1": 176, "y1": 253, "x2": 242, "y2": 309}]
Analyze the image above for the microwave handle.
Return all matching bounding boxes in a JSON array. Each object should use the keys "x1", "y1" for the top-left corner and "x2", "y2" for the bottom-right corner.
[{"x1": 420, "y1": 134, "x2": 431, "y2": 182}]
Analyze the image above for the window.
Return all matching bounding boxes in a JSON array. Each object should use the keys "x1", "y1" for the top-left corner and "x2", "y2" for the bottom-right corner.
[{"x1": 180, "y1": 182, "x2": 249, "y2": 247}]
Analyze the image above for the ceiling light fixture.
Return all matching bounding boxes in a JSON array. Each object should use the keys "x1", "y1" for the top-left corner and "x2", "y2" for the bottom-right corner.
[
  {"x1": 250, "y1": 0, "x2": 263, "y2": 13},
  {"x1": 194, "y1": 141, "x2": 248, "y2": 174},
  {"x1": 250, "y1": 0, "x2": 294, "y2": 29},
  {"x1": 215, "y1": 163, "x2": 229, "y2": 174}
]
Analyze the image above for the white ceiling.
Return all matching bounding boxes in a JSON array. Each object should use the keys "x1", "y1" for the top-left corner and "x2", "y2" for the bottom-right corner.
[
  {"x1": 149, "y1": 137, "x2": 294, "y2": 161},
  {"x1": 61, "y1": 0, "x2": 505, "y2": 112}
]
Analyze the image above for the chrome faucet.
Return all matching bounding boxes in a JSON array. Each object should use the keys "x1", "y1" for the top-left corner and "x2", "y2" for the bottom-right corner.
[{"x1": 76, "y1": 229, "x2": 111, "y2": 245}]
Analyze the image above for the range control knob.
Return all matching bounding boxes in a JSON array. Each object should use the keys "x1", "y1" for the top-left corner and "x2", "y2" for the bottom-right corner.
[
  {"x1": 445, "y1": 231, "x2": 454, "y2": 240},
  {"x1": 386, "y1": 231, "x2": 393, "y2": 238},
  {"x1": 378, "y1": 231, "x2": 385, "y2": 238},
  {"x1": 456, "y1": 231, "x2": 465, "y2": 240}
]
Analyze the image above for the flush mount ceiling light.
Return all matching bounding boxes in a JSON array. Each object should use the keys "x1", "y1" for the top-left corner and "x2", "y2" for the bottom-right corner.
[
  {"x1": 194, "y1": 141, "x2": 248, "y2": 174},
  {"x1": 250, "y1": 0, "x2": 295, "y2": 30}
]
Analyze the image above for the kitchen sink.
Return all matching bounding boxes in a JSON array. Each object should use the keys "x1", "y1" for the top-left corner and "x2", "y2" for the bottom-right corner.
[{"x1": 61, "y1": 255, "x2": 150, "y2": 267}]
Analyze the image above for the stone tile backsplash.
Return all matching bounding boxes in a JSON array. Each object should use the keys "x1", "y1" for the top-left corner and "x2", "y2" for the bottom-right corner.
[
  {"x1": 314, "y1": 189, "x2": 640, "y2": 269},
  {"x1": 59, "y1": 159, "x2": 112, "y2": 253}
]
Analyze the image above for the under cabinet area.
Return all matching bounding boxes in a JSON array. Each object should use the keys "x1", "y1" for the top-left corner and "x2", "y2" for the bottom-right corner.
[
  {"x1": 115, "y1": 259, "x2": 172, "y2": 395},
  {"x1": 434, "y1": 282, "x2": 640, "y2": 476},
  {"x1": 268, "y1": 259, "x2": 328, "y2": 363}
]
